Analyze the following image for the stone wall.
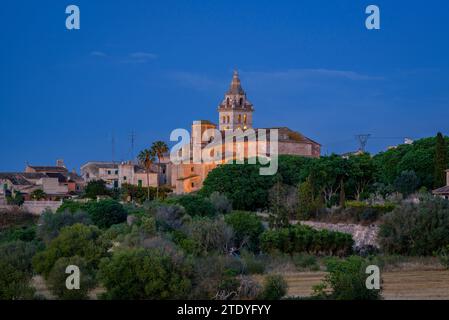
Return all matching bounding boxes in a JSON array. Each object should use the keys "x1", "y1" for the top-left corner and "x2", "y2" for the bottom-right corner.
[
  {"x1": 22, "y1": 200, "x2": 63, "y2": 215},
  {"x1": 301, "y1": 221, "x2": 380, "y2": 248}
]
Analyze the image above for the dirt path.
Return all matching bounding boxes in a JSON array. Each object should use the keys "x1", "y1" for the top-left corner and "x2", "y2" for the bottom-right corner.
[{"x1": 273, "y1": 270, "x2": 449, "y2": 300}]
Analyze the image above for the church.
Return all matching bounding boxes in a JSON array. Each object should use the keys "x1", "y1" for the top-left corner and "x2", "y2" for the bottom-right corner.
[{"x1": 167, "y1": 71, "x2": 321, "y2": 194}]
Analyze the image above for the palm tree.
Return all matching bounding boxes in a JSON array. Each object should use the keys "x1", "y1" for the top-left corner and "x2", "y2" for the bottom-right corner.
[
  {"x1": 138, "y1": 148, "x2": 156, "y2": 201},
  {"x1": 151, "y1": 141, "x2": 169, "y2": 199}
]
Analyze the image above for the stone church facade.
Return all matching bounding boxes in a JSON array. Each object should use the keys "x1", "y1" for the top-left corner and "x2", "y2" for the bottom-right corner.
[{"x1": 167, "y1": 71, "x2": 321, "y2": 194}]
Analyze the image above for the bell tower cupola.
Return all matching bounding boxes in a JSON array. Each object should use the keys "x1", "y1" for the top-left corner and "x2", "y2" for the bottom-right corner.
[{"x1": 218, "y1": 70, "x2": 254, "y2": 131}]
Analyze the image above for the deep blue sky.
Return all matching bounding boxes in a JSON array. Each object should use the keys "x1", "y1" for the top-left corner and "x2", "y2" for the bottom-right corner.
[{"x1": 1, "y1": 0, "x2": 448, "y2": 172}]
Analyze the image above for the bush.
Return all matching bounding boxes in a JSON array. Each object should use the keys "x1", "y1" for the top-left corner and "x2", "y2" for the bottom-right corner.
[
  {"x1": 98, "y1": 248, "x2": 192, "y2": 299},
  {"x1": 240, "y1": 251, "x2": 266, "y2": 274},
  {"x1": 154, "y1": 203, "x2": 185, "y2": 231},
  {"x1": 393, "y1": 170, "x2": 420, "y2": 196},
  {"x1": 56, "y1": 200, "x2": 87, "y2": 213},
  {"x1": 33, "y1": 223, "x2": 108, "y2": 277},
  {"x1": 259, "y1": 274, "x2": 288, "y2": 300},
  {"x1": 84, "y1": 180, "x2": 110, "y2": 199},
  {"x1": 260, "y1": 224, "x2": 353, "y2": 256},
  {"x1": 209, "y1": 192, "x2": 232, "y2": 214},
  {"x1": 313, "y1": 256, "x2": 382, "y2": 300},
  {"x1": 438, "y1": 245, "x2": 449, "y2": 269},
  {"x1": 182, "y1": 218, "x2": 234, "y2": 255},
  {"x1": 37, "y1": 209, "x2": 92, "y2": 243},
  {"x1": 86, "y1": 199, "x2": 127, "y2": 229},
  {"x1": 292, "y1": 253, "x2": 319, "y2": 271},
  {"x1": 47, "y1": 256, "x2": 96, "y2": 300},
  {"x1": 225, "y1": 211, "x2": 264, "y2": 252},
  {"x1": 170, "y1": 195, "x2": 216, "y2": 217},
  {"x1": 379, "y1": 198, "x2": 449, "y2": 255},
  {"x1": 0, "y1": 241, "x2": 38, "y2": 299}
]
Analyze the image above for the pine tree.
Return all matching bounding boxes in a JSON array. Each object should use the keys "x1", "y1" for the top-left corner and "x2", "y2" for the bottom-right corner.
[{"x1": 434, "y1": 132, "x2": 448, "y2": 188}]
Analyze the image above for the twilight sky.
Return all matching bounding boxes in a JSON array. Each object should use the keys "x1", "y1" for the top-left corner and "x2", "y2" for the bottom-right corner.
[{"x1": 1, "y1": 0, "x2": 449, "y2": 172}]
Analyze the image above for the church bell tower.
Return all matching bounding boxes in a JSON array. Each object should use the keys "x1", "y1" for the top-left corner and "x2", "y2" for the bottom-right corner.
[{"x1": 218, "y1": 71, "x2": 254, "y2": 131}]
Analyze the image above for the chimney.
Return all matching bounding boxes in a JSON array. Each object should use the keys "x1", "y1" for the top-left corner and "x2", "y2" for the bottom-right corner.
[{"x1": 56, "y1": 159, "x2": 65, "y2": 168}]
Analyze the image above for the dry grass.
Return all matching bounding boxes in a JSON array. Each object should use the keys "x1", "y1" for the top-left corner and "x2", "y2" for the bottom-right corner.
[{"x1": 256, "y1": 268, "x2": 449, "y2": 300}]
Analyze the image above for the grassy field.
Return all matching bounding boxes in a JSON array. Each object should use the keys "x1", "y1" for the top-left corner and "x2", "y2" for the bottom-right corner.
[{"x1": 263, "y1": 269, "x2": 449, "y2": 300}]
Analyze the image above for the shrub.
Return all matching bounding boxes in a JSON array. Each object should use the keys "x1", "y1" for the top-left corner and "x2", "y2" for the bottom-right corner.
[
  {"x1": 47, "y1": 256, "x2": 96, "y2": 300},
  {"x1": 379, "y1": 198, "x2": 449, "y2": 255},
  {"x1": 154, "y1": 203, "x2": 185, "y2": 231},
  {"x1": 86, "y1": 199, "x2": 127, "y2": 229},
  {"x1": 292, "y1": 253, "x2": 319, "y2": 271},
  {"x1": 183, "y1": 218, "x2": 234, "y2": 255},
  {"x1": 259, "y1": 274, "x2": 288, "y2": 300},
  {"x1": 438, "y1": 245, "x2": 449, "y2": 269},
  {"x1": 240, "y1": 251, "x2": 266, "y2": 274},
  {"x1": 84, "y1": 180, "x2": 110, "y2": 199},
  {"x1": 98, "y1": 248, "x2": 192, "y2": 299},
  {"x1": 33, "y1": 224, "x2": 108, "y2": 277},
  {"x1": 209, "y1": 192, "x2": 232, "y2": 214},
  {"x1": 313, "y1": 256, "x2": 382, "y2": 300},
  {"x1": 260, "y1": 224, "x2": 353, "y2": 256},
  {"x1": 393, "y1": 170, "x2": 420, "y2": 196},
  {"x1": 37, "y1": 209, "x2": 92, "y2": 243},
  {"x1": 171, "y1": 195, "x2": 216, "y2": 217},
  {"x1": 56, "y1": 200, "x2": 86, "y2": 213},
  {"x1": 225, "y1": 211, "x2": 264, "y2": 252},
  {"x1": 0, "y1": 241, "x2": 38, "y2": 299}
]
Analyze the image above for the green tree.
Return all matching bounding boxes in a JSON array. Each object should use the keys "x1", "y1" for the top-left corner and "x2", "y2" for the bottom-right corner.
[
  {"x1": 313, "y1": 256, "x2": 382, "y2": 300},
  {"x1": 86, "y1": 199, "x2": 127, "y2": 229},
  {"x1": 37, "y1": 209, "x2": 92, "y2": 244},
  {"x1": 297, "y1": 177, "x2": 320, "y2": 220},
  {"x1": 347, "y1": 153, "x2": 376, "y2": 200},
  {"x1": 138, "y1": 148, "x2": 156, "y2": 201},
  {"x1": 84, "y1": 180, "x2": 110, "y2": 200},
  {"x1": 33, "y1": 223, "x2": 108, "y2": 277},
  {"x1": 259, "y1": 274, "x2": 288, "y2": 300},
  {"x1": 268, "y1": 177, "x2": 290, "y2": 229},
  {"x1": 224, "y1": 211, "x2": 264, "y2": 252},
  {"x1": 47, "y1": 256, "x2": 96, "y2": 300},
  {"x1": 0, "y1": 241, "x2": 38, "y2": 299},
  {"x1": 6, "y1": 191, "x2": 24, "y2": 206},
  {"x1": 98, "y1": 248, "x2": 192, "y2": 299},
  {"x1": 434, "y1": 132, "x2": 448, "y2": 188},
  {"x1": 201, "y1": 161, "x2": 276, "y2": 211},
  {"x1": 393, "y1": 170, "x2": 420, "y2": 196},
  {"x1": 151, "y1": 140, "x2": 169, "y2": 199},
  {"x1": 170, "y1": 194, "x2": 216, "y2": 217},
  {"x1": 379, "y1": 198, "x2": 449, "y2": 255},
  {"x1": 30, "y1": 189, "x2": 47, "y2": 201}
]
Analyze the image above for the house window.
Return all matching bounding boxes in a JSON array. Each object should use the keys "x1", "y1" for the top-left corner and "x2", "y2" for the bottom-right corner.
[
  {"x1": 243, "y1": 114, "x2": 247, "y2": 124},
  {"x1": 114, "y1": 181, "x2": 118, "y2": 188},
  {"x1": 191, "y1": 182, "x2": 195, "y2": 188},
  {"x1": 107, "y1": 170, "x2": 111, "y2": 175},
  {"x1": 227, "y1": 115, "x2": 230, "y2": 123},
  {"x1": 191, "y1": 167, "x2": 194, "y2": 172},
  {"x1": 123, "y1": 176, "x2": 127, "y2": 181},
  {"x1": 238, "y1": 114, "x2": 241, "y2": 123},
  {"x1": 138, "y1": 180, "x2": 142, "y2": 187},
  {"x1": 115, "y1": 170, "x2": 118, "y2": 175}
]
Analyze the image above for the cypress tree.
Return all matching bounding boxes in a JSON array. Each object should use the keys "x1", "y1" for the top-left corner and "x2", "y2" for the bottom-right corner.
[{"x1": 434, "y1": 132, "x2": 448, "y2": 188}]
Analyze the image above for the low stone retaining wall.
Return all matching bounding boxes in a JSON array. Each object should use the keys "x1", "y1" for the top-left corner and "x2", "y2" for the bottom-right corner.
[
  {"x1": 300, "y1": 221, "x2": 380, "y2": 248},
  {"x1": 22, "y1": 201, "x2": 63, "y2": 215}
]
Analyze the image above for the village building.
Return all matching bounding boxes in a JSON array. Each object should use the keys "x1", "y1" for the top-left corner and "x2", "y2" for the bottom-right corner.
[
  {"x1": 432, "y1": 169, "x2": 449, "y2": 199},
  {"x1": 80, "y1": 161, "x2": 160, "y2": 189},
  {"x1": 0, "y1": 160, "x2": 83, "y2": 201},
  {"x1": 167, "y1": 71, "x2": 321, "y2": 194}
]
